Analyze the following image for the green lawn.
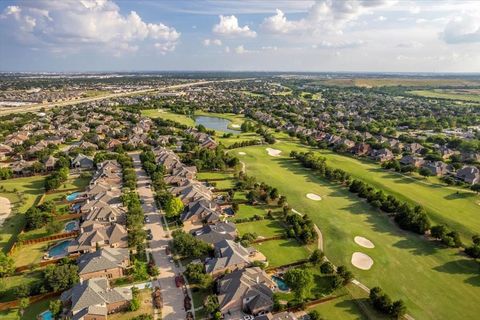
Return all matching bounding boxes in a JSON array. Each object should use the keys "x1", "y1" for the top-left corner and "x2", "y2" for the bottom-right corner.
[
  {"x1": 0, "y1": 296, "x2": 55, "y2": 320},
  {"x1": 253, "y1": 238, "x2": 311, "y2": 267},
  {"x1": 235, "y1": 204, "x2": 269, "y2": 220},
  {"x1": 235, "y1": 143, "x2": 480, "y2": 320},
  {"x1": 108, "y1": 289, "x2": 154, "y2": 320},
  {"x1": 237, "y1": 219, "x2": 285, "y2": 238},
  {"x1": 10, "y1": 240, "x2": 64, "y2": 267},
  {"x1": 141, "y1": 109, "x2": 196, "y2": 126},
  {"x1": 409, "y1": 89, "x2": 480, "y2": 103},
  {"x1": 0, "y1": 175, "x2": 45, "y2": 252},
  {"x1": 197, "y1": 171, "x2": 233, "y2": 180},
  {"x1": 0, "y1": 271, "x2": 43, "y2": 302}
]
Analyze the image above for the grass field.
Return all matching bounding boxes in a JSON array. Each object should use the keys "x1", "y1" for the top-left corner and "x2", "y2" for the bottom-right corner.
[
  {"x1": 237, "y1": 219, "x2": 286, "y2": 238},
  {"x1": 108, "y1": 288, "x2": 154, "y2": 320},
  {"x1": 234, "y1": 144, "x2": 480, "y2": 320},
  {"x1": 319, "y1": 78, "x2": 480, "y2": 88},
  {"x1": 0, "y1": 271, "x2": 43, "y2": 302},
  {"x1": 409, "y1": 89, "x2": 480, "y2": 102},
  {"x1": 253, "y1": 238, "x2": 311, "y2": 267},
  {"x1": 235, "y1": 204, "x2": 269, "y2": 220},
  {"x1": 256, "y1": 137, "x2": 480, "y2": 244},
  {"x1": 0, "y1": 175, "x2": 45, "y2": 252},
  {"x1": 141, "y1": 109, "x2": 195, "y2": 126},
  {"x1": 10, "y1": 240, "x2": 63, "y2": 267}
]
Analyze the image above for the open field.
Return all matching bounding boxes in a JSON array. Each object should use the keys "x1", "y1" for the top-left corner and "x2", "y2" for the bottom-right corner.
[
  {"x1": 141, "y1": 108, "x2": 195, "y2": 126},
  {"x1": 0, "y1": 175, "x2": 45, "y2": 251},
  {"x1": 318, "y1": 78, "x2": 480, "y2": 88},
  {"x1": 409, "y1": 89, "x2": 480, "y2": 102},
  {"x1": 237, "y1": 219, "x2": 285, "y2": 238},
  {"x1": 261, "y1": 137, "x2": 480, "y2": 244},
  {"x1": 10, "y1": 240, "x2": 61, "y2": 267},
  {"x1": 234, "y1": 143, "x2": 480, "y2": 320},
  {"x1": 235, "y1": 204, "x2": 270, "y2": 220},
  {"x1": 253, "y1": 238, "x2": 311, "y2": 267}
]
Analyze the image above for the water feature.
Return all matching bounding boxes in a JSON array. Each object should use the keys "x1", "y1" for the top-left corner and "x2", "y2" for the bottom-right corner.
[
  {"x1": 272, "y1": 276, "x2": 289, "y2": 291},
  {"x1": 66, "y1": 192, "x2": 81, "y2": 202},
  {"x1": 64, "y1": 221, "x2": 78, "y2": 232},
  {"x1": 47, "y1": 240, "x2": 73, "y2": 258},
  {"x1": 39, "y1": 310, "x2": 53, "y2": 320},
  {"x1": 194, "y1": 116, "x2": 239, "y2": 134}
]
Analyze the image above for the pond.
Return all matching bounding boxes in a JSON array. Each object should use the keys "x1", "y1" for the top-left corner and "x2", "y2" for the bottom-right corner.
[
  {"x1": 195, "y1": 116, "x2": 239, "y2": 134},
  {"x1": 66, "y1": 192, "x2": 81, "y2": 202},
  {"x1": 47, "y1": 240, "x2": 73, "y2": 259},
  {"x1": 272, "y1": 276, "x2": 289, "y2": 291}
]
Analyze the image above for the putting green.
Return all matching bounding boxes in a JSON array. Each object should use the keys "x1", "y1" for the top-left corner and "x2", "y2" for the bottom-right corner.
[{"x1": 234, "y1": 144, "x2": 480, "y2": 320}]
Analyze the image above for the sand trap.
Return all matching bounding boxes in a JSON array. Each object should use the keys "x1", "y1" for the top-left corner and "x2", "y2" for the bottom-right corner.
[
  {"x1": 266, "y1": 148, "x2": 282, "y2": 157},
  {"x1": 238, "y1": 152, "x2": 246, "y2": 155},
  {"x1": 292, "y1": 209, "x2": 302, "y2": 215},
  {"x1": 354, "y1": 236, "x2": 375, "y2": 249},
  {"x1": 0, "y1": 197, "x2": 12, "y2": 227},
  {"x1": 351, "y1": 252, "x2": 374, "y2": 270},
  {"x1": 231, "y1": 124, "x2": 241, "y2": 128},
  {"x1": 306, "y1": 193, "x2": 322, "y2": 201}
]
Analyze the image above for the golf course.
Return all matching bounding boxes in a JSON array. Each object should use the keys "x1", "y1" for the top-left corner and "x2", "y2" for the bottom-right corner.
[{"x1": 234, "y1": 143, "x2": 480, "y2": 320}]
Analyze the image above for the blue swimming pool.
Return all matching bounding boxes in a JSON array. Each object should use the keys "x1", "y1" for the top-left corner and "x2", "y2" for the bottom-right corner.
[
  {"x1": 47, "y1": 240, "x2": 73, "y2": 258},
  {"x1": 39, "y1": 310, "x2": 53, "y2": 320},
  {"x1": 64, "y1": 221, "x2": 78, "y2": 232},
  {"x1": 272, "y1": 276, "x2": 289, "y2": 291},
  {"x1": 66, "y1": 192, "x2": 81, "y2": 202}
]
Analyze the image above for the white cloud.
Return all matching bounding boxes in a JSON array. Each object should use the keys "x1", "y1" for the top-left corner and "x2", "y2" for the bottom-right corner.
[
  {"x1": 409, "y1": 6, "x2": 421, "y2": 14},
  {"x1": 262, "y1": 0, "x2": 395, "y2": 35},
  {"x1": 224, "y1": 46, "x2": 230, "y2": 53},
  {"x1": 441, "y1": 13, "x2": 480, "y2": 44},
  {"x1": 213, "y1": 15, "x2": 256, "y2": 38},
  {"x1": 376, "y1": 15, "x2": 387, "y2": 21},
  {"x1": 203, "y1": 38, "x2": 222, "y2": 46},
  {"x1": 396, "y1": 41, "x2": 424, "y2": 48},
  {"x1": 234, "y1": 45, "x2": 246, "y2": 54},
  {"x1": 0, "y1": 0, "x2": 180, "y2": 54},
  {"x1": 313, "y1": 40, "x2": 365, "y2": 49}
]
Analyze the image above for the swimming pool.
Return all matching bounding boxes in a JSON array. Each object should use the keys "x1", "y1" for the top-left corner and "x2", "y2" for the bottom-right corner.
[
  {"x1": 47, "y1": 240, "x2": 73, "y2": 258},
  {"x1": 272, "y1": 276, "x2": 289, "y2": 291},
  {"x1": 66, "y1": 192, "x2": 81, "y2": 202},
  {"x1": 64, "y1": 221, "x2": 78, "y2": 232},
  {"x1": 39, "y1": 310, "x2": 53, "y2": 320}
]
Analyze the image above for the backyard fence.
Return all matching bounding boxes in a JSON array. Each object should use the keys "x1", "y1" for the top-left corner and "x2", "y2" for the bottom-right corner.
[
  {"x1": 20, "y1": 230, "x2": 78, "y2": 245},
  {"x1": 0, "y1": 291, "x2": 61, "y2": 312}
]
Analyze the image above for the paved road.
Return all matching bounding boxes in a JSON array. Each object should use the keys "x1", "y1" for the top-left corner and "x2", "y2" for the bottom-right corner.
[{"x1": 130, "y1": 152, "x2": 187, "y2": 320}]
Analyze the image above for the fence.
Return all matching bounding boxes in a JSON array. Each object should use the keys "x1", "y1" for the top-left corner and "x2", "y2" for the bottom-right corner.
[
  {"x1": 252, "y1": 235, "x2": 287, "y2": 243},
  {"x1": 20, "y1": 230, "x2": 78, "y2": 245},
  {"x1": 0, "y1": 291, "x2": 61, "y2": 312}
]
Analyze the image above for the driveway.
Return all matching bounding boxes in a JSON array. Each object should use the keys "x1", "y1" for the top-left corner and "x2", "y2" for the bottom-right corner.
[{"x1": 130, "y1": 152, "x2": 187, "y2": 320}]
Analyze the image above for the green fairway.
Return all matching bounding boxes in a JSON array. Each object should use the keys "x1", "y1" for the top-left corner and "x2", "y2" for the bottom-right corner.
[
  {"x1": 235, "y1": 144, "x2": 480, "y2": 320},
  {"x1": 141, "y1": 109, "x2": 195, "y2": 126},
  {"x1": 237, "y1": 219, "x2": 286, "y2": 238},
  {"x1": 253, "y1": 238, "x2": 311, "y2": 267},
  {"x1": 253, "y1": 136, "x2": 480, "y2": 243},
  {"x1": 409, "y1": 89, "x2": 480, "y2": 103}
]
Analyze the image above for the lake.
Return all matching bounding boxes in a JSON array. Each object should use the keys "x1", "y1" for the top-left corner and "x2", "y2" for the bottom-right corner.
[{"x1": 195, "y1": 115, "x2": 239, "y2": 134}]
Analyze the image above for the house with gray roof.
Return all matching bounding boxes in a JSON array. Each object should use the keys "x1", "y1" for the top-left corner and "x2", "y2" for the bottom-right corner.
[
  {"x1": 77, "y1": 247, "x2": 130, "y2": 281},
  {"x1": 193, "y1": 221, "x2": 237, "y2": 245},
  {"x1": 68, "y1": 222, "x2": 128, "y2": 255},
  {"x1": 60, "y1": 278, "x2": 132, "y2": 320},
  {"x1": 217, "y1": 267, "x2": 276, "y2": 319},
  {"x1": 456, "y1": 166, "x2": 480, "y2": 185},
  {"x1": 72, "y1": 154, "x2": 94, "y2": 169}
]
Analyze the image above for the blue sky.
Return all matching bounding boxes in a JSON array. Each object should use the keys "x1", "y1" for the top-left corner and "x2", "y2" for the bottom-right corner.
[{"x1": 0, "y1": 0, "x2": 479, "y2": 72}]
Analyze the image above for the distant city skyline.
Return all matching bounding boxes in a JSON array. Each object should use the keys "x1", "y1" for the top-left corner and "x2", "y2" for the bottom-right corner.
[{"x1": 1, "y1": 0, "x2": 479, "y2": 72}]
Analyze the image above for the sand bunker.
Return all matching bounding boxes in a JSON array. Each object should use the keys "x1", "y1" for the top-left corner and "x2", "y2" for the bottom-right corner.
[
  {"x1": 351, "y1": 252, "x2": 374, "y2": 270},
  {"x1": 354, "y1": 236, "x2": 375, "y2": 249},
  {"x1": 266, "y1": 148, "x2": 282, "y2": 157},
  {"x1": 0, "y1": 197, "x2": 12, "y2": 227},
  {"x1": 238, "y1": 152, "x2": 246, "y2": 155},
  {"x1": 306, "y1": 193, "x2": 322, "y2": 201},
  {"x1": 231, "y1": 124, "x2": 241, "y2": 128}
]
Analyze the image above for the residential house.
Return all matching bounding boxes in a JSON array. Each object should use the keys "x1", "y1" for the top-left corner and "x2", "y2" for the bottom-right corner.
[
  {"x1": 181, "y1": 199, "x2": 221, "y2": 225},
  {"x1": 77, "y1": 248, "x2": 130, "y2": 281},
  {"x1": 352, "y1": 142, "x2": 371, "y2": 156},
  {"x1": 68, "y1": 222, "x2": 128, "y2": 254},
  {"x1": 400, "y1": 155, "x2": 425, "y2": 168},
  {"x1": 0, "y1": 143, "x2": 13, "y2": 160},
  {"x1": 193, "y1": 221, "x2": 237, "y2": 245},
  {"x1": 72, "y1": 154, "x2": 94, "y2": 169},
  {"x1": 456, "y1": 166, "x2": 480, "y2": 185},
  {"x1": 60, "y1": 278, "x2": 132, "y2": 319},
  {"x1": 372, "y1": 148, "x2": 394, "y2": 163},
  {"x1": 405, "y1": 143, "x2": 424, "y2": 155},
  {"x1": 44, "y1": 155, "x2": 57, "y2": 171},
  {"x1": 422, "y1": 161, "x2": 450, "y2": 176},
  {"x1": 217, "y1": 267, "x2": 276, "y2": 319},
  {"x1": 255, "y1": 312, "x2": 298, "y2": 320}
]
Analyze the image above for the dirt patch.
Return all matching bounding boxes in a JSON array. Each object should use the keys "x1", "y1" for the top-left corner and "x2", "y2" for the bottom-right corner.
[
  {"x1": 351, "y1": 252, "x2": 374, "y2": 270},
  {"x1": 306, "y1": 193, "x2": 322, "y2": 201},
  {"x1": 266, "y1": 148, "x2": 282, "y2": 157},
  {"x1": 354, "y1": 236, "x2": 375, "y2": 249},
  {"x1": 238, "y1": 152, "x2": 246, "y2": 155},
  {"x1": 0, "y1": 196, "x2": 12, "y2": 227}
]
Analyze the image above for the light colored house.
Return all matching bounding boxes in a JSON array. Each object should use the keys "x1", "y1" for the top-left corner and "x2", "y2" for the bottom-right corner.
[
  {"x1": 68, "y1": 222, "x2": 128, "y2": 254},
  {"x1": 456, "y1": 166, "x2": 480, "y2": 185}
]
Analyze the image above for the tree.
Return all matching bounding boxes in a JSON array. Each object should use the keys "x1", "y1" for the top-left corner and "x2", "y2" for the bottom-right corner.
[
  {"x1": 391, "y1": 300, "x2": 407, "y2": 318},
  {"x1": 19, "y1": 298, "x2": 30, "y2": 316},
  {"x1": 49, "y1": 300, "x2": 62, "y2": 318},
  {"x1": 42, "y1": 263, "x2": 79, "y2": 292},
  {"x1": 308, "y1": 310, "x2": 323, "y2": 320},
  {"x1": 309, "y1": 249, "x2": 324, "y2": 265},
  {"x1": 419, "y1": 167, "x2": 433, "y2": 178},
  {"x1": 130, "y1": 287, "x2": 140, "y2": 311},
  {"x1": 320, "y1": 261, "x2": 335, "y2": 274},
  {"x1": 471, "y1": 184, "x2": 480, "y2": 194},
  {"x1": 0, "y1": 252, "x2": 15, "y2": 277},
  {"x1": 283, "y1": 268, "x2": 313, "y2": 300},
  {"x1": 132, "y1": 260, "x2": 150, "y2": 281},
  {"x1": 204, "y1": 295, "x2": 219, "y2": 314},
  {"x1": 164, "y1": 197, "x2": 184, "y2": 219}
]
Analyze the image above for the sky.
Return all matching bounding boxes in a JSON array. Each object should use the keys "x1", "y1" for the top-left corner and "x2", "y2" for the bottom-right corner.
[{"x1": 0, "y1": 0, "x2": 479, "y2": 73}]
